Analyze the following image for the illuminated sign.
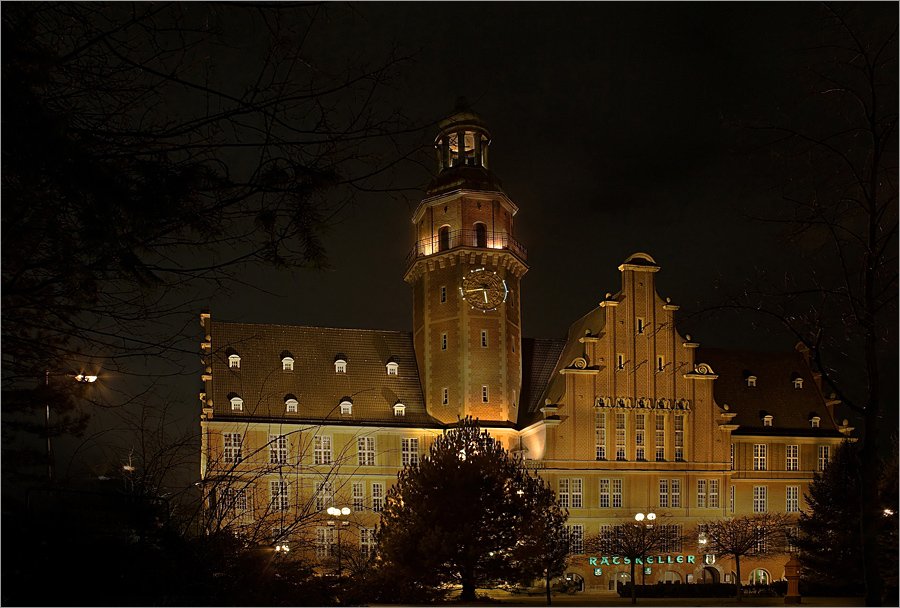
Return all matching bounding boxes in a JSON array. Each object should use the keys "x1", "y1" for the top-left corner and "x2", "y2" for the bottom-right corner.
[{"x1": 588, "y1": 555, "x2": 696, "y2": 566}]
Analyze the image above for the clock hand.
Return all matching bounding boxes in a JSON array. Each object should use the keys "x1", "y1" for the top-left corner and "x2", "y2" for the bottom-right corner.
[{"x1": 484, "y1": 291, "x2": 488, "y2": 303}]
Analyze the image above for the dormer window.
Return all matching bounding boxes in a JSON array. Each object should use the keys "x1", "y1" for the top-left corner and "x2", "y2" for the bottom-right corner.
[
  {"x1": 340, "y1": 399, "x2": 352, "y2": 416},
  {"x1": 285, "y1": 397, "x2": 298, "y2": 413},
  {"x1": 228, "y1": 354, "x2": 241, "y2": 369},
  {"x1": 763, "y1": 415, "x2": 773, "y2": 427},
  {"x1": 230, "y1": 396, "x2": 243, "y2": 411},
  {"x1": 386, "y1": 361, "x2": 399, "y2": 376},
  {"x1": 746, "y1": 376, "x2": 757, "y2": 388},
  {"x1": 393, "y1": 402, "x2": 406, "y2": 417},
  {"x1": 793, "y1": 378, "x2": 803, "y2": 389},
  {"x1": 282, "y1": 357, "x2": 294, "y2": 371},
  {"x1": 334, "y1": 357, "x2": 347, "y2": 373},
  {"x1": 811, "y1": 416, "x2": 821, "y2": 428}
]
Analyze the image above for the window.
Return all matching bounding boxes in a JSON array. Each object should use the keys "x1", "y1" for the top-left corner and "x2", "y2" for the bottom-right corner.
[
  {"x1": 334, "y1": 359, "x2": 346, "y2": 373},
  {"x1": 697, "y1": 479, "x2": 707, "y2": 508},
  {"x1": 595, "y1": 410, "x2": 606, "y2": 460},
  {"x1": 615, "y1": 412, "x2": 626, "y2": 460},
  {"x1": 282, "y1": 357, "x2": 294, "y2": 371},
  {"x1": 786, "y1": 526, "x2": 799, "y2": 552},
  {"x1": 269, "y1": 434, "x2": 287, "y2": 464},
  {"x1": 657, "y1": 355, "x2": 665, "y2": 372},
  {"x1": 220, "y1": 486, "x2": 248, "y2": 513},
  {"x1": 314, "y1": 435, "x2": 332, "y2": 465},
  {"x1": 440, "y1": 286, "x2": 446, "y2": 303},
  {"x1": 746, "y1": 375, "x2": 757, "y2": 387},
  {"x1": 441, "y1": 333, "x2": 447, "y2": 350},
  {"x1": 655, "y1": 415, "x2": 666, "y2": 461},
  {"x1": 730, "y1": 485, "x2": 735, "y2": 514},
  {"x1": 316, "y1": 527, "x2": 335, "y2": 559},
  {"x1": 811, "y1": 416, "x2": 821, "y2": 428},
  {"x1": 475, "y1": 222, "x2": 487, "y2": 247},
  {"x1": 402, "y1": 438, "x2": 419, "y2": 467},
  {"x1": 340, "y1": 400, "x2": 352, "y2": 416},
  {"x1": 360, "y1": 528, "x2": 376, "y2": 560},
  {"x1": 566, "y1": 524, "x2": 584, "y2": 555},
  {"x1": 635, "y1": 414, "x2": 646, "y2": 460},
  {"x1": 763, "y1": 415, "x2": 773, "y2": 427},
  {"x1": 358, "y1": 436, "x2": 375, "y2": 466},
  {"x1": 481, "y1": 330, "x2": 488, "y2": 347},
  {"x1": 558, "y1": 478, "x2": 570, "y2": 508},
  {"x1": 223, "y1": 433, "x2": 243, "y2": 463},
  {"x1": 442, "y1": 387, "x2": 449, "y2": 405},
  {"x1": 793, "y1": 378, "x2": 803, "y2": 389},
  {"x1": 786, "y1": 445, "x2": 799, "y2": 471},
  {"x1": 386, "y1": 361, "x2": 398, "y2": 375},
  {"x1": 674, "y1": 415, "x2": 684, "y2": 461},
  {"x1": 753, "y1": 485, "x2": 767, "y2": 513},
  {"x1": 671, "y1": 478, "x2": 682, "y2": 508},
  {"x1": 612, "y1": 479, "x2": 623, "y2": 508},
  {"x1": 438, "y1": 225, "x2": 450, "y2": 251},
  {"x1": 372, "y1": 483, "x2": 384, "y2": 513},
  {"x1": 352, "y1": 482, "x2": 365, "y2": 512},
  {"x1": 818, "y1": 445, "x2": 830, "y2": 471},
  {"x1": 230, "y1": 397, "x2": 243, "y2": 411},
  {"x1": 636, "y1": 318, "x2": 645, "y2": 334},
  {"x1": 753, "y1": 444, "x2": 767, "y2": 471},
  {"x1": 271, "y1": 480, "x2": 289, "y2": 511},
  {"x1": 393, "y1": 402, "x2": 406, "y2": 417},
  {"x1": 659, "y1": 478, "x2": 669, "y2": 508},
  {"x1": 786, "y1": 486, "x2": 800, "y2": 512},
  {"x1": 754, "y1": 532, "x2": 768, "y2": 555},
  {"x1": 731, "y1": 443, "x2": 735, "y2": 471},
  {"x1": 315, "y1": 481, "x2": 333, "y2": 512},
  {"x1": 617, "y1": 354, "x2": 625, "y2": 370},
  {"x1": 228, "y1": 354, "x2": 241, "y2": 369},
  {"x1": 749, "y1": 569, "x2": 770, "y2": 585},
  {"x1": 285, "y1": 398, "x2": 298, "y2": 413},
  {"x1": 599, "y1": 479, "x2": 609, "y2": 508},
  {"x1": 662, "y1": 524, "x2": 683, "y2": 553},
  {"x1": 482, "y1": 385, "x2": 489, "y2": 403},
  {"x1": 571, "y1": 478, "x2": 583, "y2": 508},
  {"x1": 709, "y1": 479, "x2": 719, "y2": 508}
]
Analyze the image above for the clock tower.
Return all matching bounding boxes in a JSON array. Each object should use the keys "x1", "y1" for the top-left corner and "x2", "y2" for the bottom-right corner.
[{"x1": 404, "y1": 100, "x2": 528, "y2": 424}]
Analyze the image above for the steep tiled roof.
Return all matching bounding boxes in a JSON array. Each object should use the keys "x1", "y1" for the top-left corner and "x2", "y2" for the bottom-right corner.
[
  {"x1": 209, "y1": 322, "x2": 440, "y2": 427},
  {"x1": 696, "y1": 347, "x2": 842, "y2": 437},
  {"x1": 520, "y1": 337, "x2": 566, "y2": 421}
]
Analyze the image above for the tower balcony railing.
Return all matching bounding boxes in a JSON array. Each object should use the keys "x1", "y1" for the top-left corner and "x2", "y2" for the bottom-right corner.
[{"x1": 405, "y1": 228, "x2": 527, "y2": 268}]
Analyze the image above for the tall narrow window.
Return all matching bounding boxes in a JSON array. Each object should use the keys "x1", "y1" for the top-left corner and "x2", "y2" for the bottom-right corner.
[
  {"x1": 731, "y1": 443, "x2": 735, "y2": 470},
  {"x1": 595, "y1": 410, "x2": 606, "y2": 460},
  {"x1": 617, "y1": 354, "x2": 625, "y2": 370},
  {"x1": 441, "y1": 333, "x2": 447, "y2": 350},
  {"x1": 372, "y1": 483, "x2": 384, "y2": 513},
  {"x1": 753, "y1": 485, "x2": 767, "y2": 513},
  {"x1": 481, "y1": 330, "x2": 488, "y2": 347},
  {"x1": 659, "y1": 478, "x2": 669, "y2": 508},
  {"x1": 730, "y1": 485, "x2": 735, "y2": 514},
  {"x1": 223, "y1": 433, "x2": 243, "y2": 463},
  {"x1": 655, "y1": 415, "x2": 666, "y2": 461},
  {"x1": 709, "y1": 479, "x2": 720, "y2": 508},
  {"x1": 697, "y1": 479, "x2": 707, "y2": 508},
  {"x1": 440, "y1": 286, "x2": 447, "y2": 303},
  {"x1": 352, "y1": 482, "x2": 365, "y2": 512},
  {"x1": 636, "y1": 318, "x2": 644, "y2": 334},
  {"x1": 402, "y1": 438, "x2": 419, "y2": 467},
  {"x1": 599, "y1": 479, "x2": 610, "y2": 508},
  {"x1": 612, "y1": 479, "x2": 623, "y2": 508},
  {"x1": 818, "y1": 445, "x2": 830, "y2": 471},
  {"x1": 566, "y1": 524, "x2": 584, "y2": 555},
  {"x1": 635, "y1": 414, "x2": 646, "y2": 460},
  {"x1": 358, "y1": 436, "x2": 375, "y2": 466},
  {"x1": 314, "y1": 435, "x2": 332, "y2": 465},
  {"x1": 271, "y1": 480, "x2": 289, "y2": 511},
  {"x1": 316, "y1": 527, "x2": 335, "y2": 559},
  {"x1": 558, "y1": 478, "x2": 570, "y2": 509},
  {"x1": 482, "y1": 385, "x2": 489, "y2": 403},
  {"x1": 360, "y1": 528, "x2": 376, "y2": 559},
  {"x1": 615, "y1": 412, "x2": 626, "y2": 460},
  {"x1": 475, "y1": 222, "x2": 487, "y2": 248},
  {"x1": 674, "y1": 415, "x2": 684, "y2": 461},
  {"x1": 571, "y1": 479, "x2": 583, "y2": 508},
  {"x1": 671, "y1": 478, "x2": 681, "y2": 508},
  {"x1": 786, "y1": 486, "x2": 800, "y2": 512},
  {"x1": 753, "y1": 444, "x2": 767, "y2": 471},
  {"x1": 269, "y1": 434, "x2": 287, "y2": 464},
  {"x1": 438, "y1": 226, "x2": 450, "y2": 251},
  {"x1": 786, "y1": 445, "x2": 799, "y2": 471},
  {"x1": 442, "y1": 387, "x2": 449, "y2": 405},
  {"x1": 657, "y1": 355, "x2": 665, "y2": 372},
  {"x1": 315, "y1": 481, "x2": 332, "y2": 512}
]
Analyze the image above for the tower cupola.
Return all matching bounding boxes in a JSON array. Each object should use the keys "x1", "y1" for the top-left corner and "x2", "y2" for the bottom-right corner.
[{"x1": 436, "y1": 97, "x2": 491, "y2": 171}]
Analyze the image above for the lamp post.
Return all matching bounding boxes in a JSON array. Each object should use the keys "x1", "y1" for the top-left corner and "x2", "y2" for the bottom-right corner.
[
  {"x1": 45, "y1": 371, "x2": 98, "y2": 481},
  {"x1": 634, "y1": 511, "x2": 656, "y2": 586},
  {"x1": 326, "y1": 506, "x2": 351, "y2": 575}
]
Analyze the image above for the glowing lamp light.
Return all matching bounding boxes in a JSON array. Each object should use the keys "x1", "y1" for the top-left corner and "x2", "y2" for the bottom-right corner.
[
  {"x1": 341, "y1": 506, "x2": 351, "y2": 516},
  {"x1": 275, "y1": 543, "x2": 289, "y2": 552},
  {"x1": 647, "y1": 513, "x2": 657, "y2": 521},
  {"x1": 635, "y1": 513, "x2": 645, "y2": 522},
  {"x1": 885, "y1": 509, "x2": 895, "y2": 517},
  {"x1": 75, "y1": 374, "x2": 98, "y2": 383}
]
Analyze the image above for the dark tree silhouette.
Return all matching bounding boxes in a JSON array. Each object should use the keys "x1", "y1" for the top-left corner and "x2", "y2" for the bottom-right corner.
[{"x1": 377, "y1": 417, "x2": 568, "y2": 602}]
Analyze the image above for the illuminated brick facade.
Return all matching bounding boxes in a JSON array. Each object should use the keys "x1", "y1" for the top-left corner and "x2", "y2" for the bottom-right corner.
[{"x1": 200, "y1": 104, "x2": 851, "y2": 591}]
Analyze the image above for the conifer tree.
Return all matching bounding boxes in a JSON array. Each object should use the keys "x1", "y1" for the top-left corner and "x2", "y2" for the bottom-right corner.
[{"x1": 377, "y1": 417, "x2": 568, "y2": 602}]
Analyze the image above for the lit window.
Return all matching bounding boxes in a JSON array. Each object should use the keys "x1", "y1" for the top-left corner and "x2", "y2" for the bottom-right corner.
[
  {"x1": 482, "y1": 385, "x2": 488, "y2": 403},
  {"x1": 269, "y1": 434, "x2": 287, "y2": 464},
  {"x1": 659, "y1": 478, "x2": 669, "y2": 508},
  {"x1": 731, "y1": 443, "x2": 734, "y2": 470},
  {"x1": 635, "y1": 414, "x2": 645, "y2": 461},
  {"x1": 753, "y1": 485, "x2": 767, "y2": 513},
  {"x1": 314, "y1": 435, "x2": 332, "y2": 465},
  {"x1": 352, "y1": 482, "x2": 365, "y2": 512},
  {"x1": 763, "y1": 415, "x2": 773, "y2": 427},
  {"x1": 730, "y1": 485, "x2": 735, "y2": 514},
  {"x1": 372, "y1": 483, "x2": 384, "y2": 513},
  {"x1": 749, "y1": 569, "x2": 770, "y2": 585},
  {"x1": 811, "y1": 416, "x2": 821, "y2": 428},
  {"x1": 558, "y1": 478, "x2": 570, "y2": 508},
  {"x1": 655, "y1": 415, "x2": 665, "y2": 461},
  {"x1": 393, "y1": 402, "x2": 406, "y2": 417},
  {"x1": 358, "y1": 436, "x2": 375, "y2": 466},
  {"x1": 223, "y1": 432, "x2": 242, "y2": 463},
  {"x1": 786, "y1": 445, "x2": 799, "y2": 471},
  {"x1": 571, "y1": 478, "x2": 583, "y2": 508},
  {"x1": 340, "y1": 400, "x2": 352, "y2": 416},
  {"x1": 595, "y1": 410, "x2": 606, "y2": 460},
  {"x1": 315, "y1": 481, "x2": 333, "y2": 512},
  {"x1": 442, "y1": 387, "x2": 449, "y2": 405},
  {"x1": 285, "y1": 398, "x2": 298, "y2": 413},
  {"x1": 746, "y1": 375, "x2": 757, "y2": 387},
  {"x1": 786, "y1": 486, "x2": 800, "y2": 512},
  {"x1": 335, "y1": 358, "x2": 347, "y2": 373},
  {"x1": 674, "y1": 415, "x2": 684, "y2": 462},
  {"x1": 360, "y1": 528, "x2": 376, "y2": 560},
  {"x1": 481, "y1": 330, "x2": 488, "y2": 347},
  {"x1": 271, "y1": 480, "x2": 289, "y2": 511},
  {"x1": 282, "y1": 357, "x2": 294, "y2": 371},
  {"x1": 599, "y1": 479, "x2": 610, "y2": 508},
  {"x1": 615, "y1": 412, "x2": 626, "y2": 460},
  {"x1": 697, "y1": 479, "x2": 707, "y2": 508},
  {"x1": 228, "y1": 354, "x2": 241, "y2": 369},
  {"x1": 817, "y1": 445, "x2": 830, "y2": 471},
  {"x1": 441, "y1": 334, "x2": 448, "y2": 350},
  {"x1": 230, "y1": 396, "x2": 243, "y2": 411},
  {"x1": 402, "y1": 438, "x2": 419, "y2": 467},
  {"x1": 709, "y1": 479, "x2": 719, "y2": 508},
  {"x1": 671, "y1": 478, "x2": 681, "y2": 508},
  {"x1": 793, "y1": 378, "x2": 803, "y2": 389},
  {"x1": 753, "y1": 444, "x2": 767, "y2": 471},
  {"x1": 316, "y1": 527, "x2": 335, "y2": 559},
  {"x1": 636, "y1": 318, "x2": 644, "y2": 334},
  {"x1": 612, "y1": 479, "x2": 622, "y2": 508},
  {"x1": 386, "y1": 361, "x2": 399, "y2": 375},
  {"x1": 566, "y1": 524, "x2": 584, "y2": 555}
]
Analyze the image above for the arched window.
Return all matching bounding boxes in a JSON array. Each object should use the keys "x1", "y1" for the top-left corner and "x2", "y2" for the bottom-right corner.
[
  {"x1": 282, "y1": 357, "x2": 294, "y2": 371},
  {"x1": 285, "y1": 396, "x2": 298, "y2": 413},
  {"x1": 230, "y1": 396, "x2": 243, "y2": 411},
  {"x1": 749, "y1": 569, "x2": 770, "y2": 585},
  {"x1": 228, "y1": 354, "x2": 241, "y2": 369},
  {"x1": 386, "y1": 361, "x2": 399, "y2": 376},
  {"x1": 438, "y1": 225, "x2": 450, "y2": 251},
  {"x1": 474, "y1": 222, "x2": 487, "y2": 248}
]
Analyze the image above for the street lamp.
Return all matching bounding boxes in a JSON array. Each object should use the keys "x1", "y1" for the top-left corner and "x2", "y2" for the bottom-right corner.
[
  {"x1": 634, "y1": 511, "x2": 656, "y2": 586},
  {"x1": 326, "y1": 506, "x2": 351, "y2": 575}
]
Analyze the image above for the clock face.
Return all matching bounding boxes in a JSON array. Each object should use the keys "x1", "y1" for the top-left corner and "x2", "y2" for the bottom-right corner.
[{"x1": 460, "y1": 268, "x2": 508, "y2": 311}]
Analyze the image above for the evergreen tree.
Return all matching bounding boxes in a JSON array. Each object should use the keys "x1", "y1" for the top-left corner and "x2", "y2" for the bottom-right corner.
[{"x1": 377, "y1": 417, "x2": 569, "y2": 602}]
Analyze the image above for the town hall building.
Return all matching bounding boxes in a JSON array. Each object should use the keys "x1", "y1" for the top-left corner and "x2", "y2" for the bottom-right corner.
[{"x1": 199, "y1": 103, "x2": 851, "y2": 592}]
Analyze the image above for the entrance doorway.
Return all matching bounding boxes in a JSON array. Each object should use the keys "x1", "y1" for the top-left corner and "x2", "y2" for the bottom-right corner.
[{"x1": 702, "y1": 567, "x2": 720, "y2": 584}]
